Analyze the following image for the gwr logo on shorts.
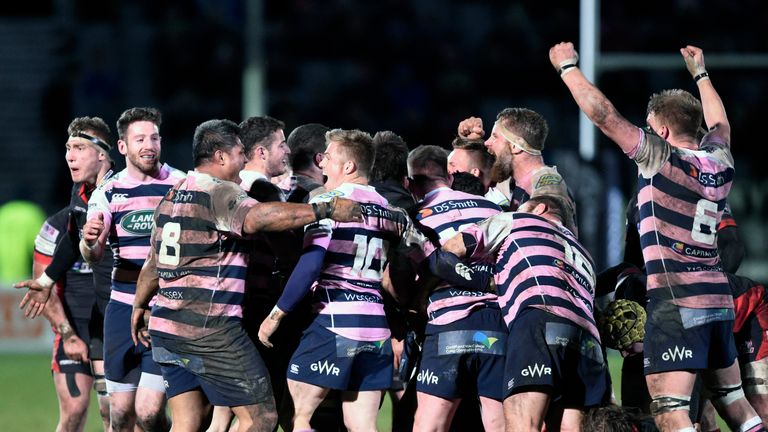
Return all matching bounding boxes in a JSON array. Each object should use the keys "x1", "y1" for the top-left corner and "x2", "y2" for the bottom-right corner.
[
  {"x1": 417, "y1": 369, "x2": 439, "y2": 385},
  {"x1": 310, "y1": 360, "x2": 340, "y2": 376},
  {"x1": 662, "y1": 345, "x2": 693, "y2": 362},
  {"x1": 521, "y1": 363, "x2": 551, "y2": 377}
]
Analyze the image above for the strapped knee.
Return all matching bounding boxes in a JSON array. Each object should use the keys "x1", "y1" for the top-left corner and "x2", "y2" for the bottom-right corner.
[
  {"x1": 708, "y1": 383, "x2": 745, "y2": 410},
  {"x1": 92, "y1": 373, "x2": 107, "y2": 397},
  {"x1": 649, "y1": 395, "x2": 691, "y2": 416},
  {"x1": 743, "y1": 360, "x2": 768, "y2": 396}
]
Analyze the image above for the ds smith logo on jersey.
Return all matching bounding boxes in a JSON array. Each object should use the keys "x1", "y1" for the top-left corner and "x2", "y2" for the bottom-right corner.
[{"x1": 120, "y1": 210, "x2": 155, "y2": 235}]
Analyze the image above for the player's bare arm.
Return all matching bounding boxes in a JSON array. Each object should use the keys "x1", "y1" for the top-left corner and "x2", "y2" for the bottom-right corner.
[
  {"x1": 681, "y1": 45, "x2": 731, "y2": 144},
  {"x1": 442, "y1": 232, "x2": 468, "y2": 258},
  {"x1": 549, "y1": 41, "x2": 641, "y2": 154},
  {"x1": 243, "y1": 197, "x2": 361, "y2": 234},
  {"x1": 132, "y1": 245, "x2": 159, "y2": 347},
  {"x1": 79, "y1": 212, "x2": 106, "y2": 263}
]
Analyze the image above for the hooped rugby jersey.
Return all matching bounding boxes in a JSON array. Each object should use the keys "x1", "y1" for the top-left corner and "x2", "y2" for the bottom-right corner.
[
  {"x1": 629, "y1": 128, "x2": 733, "y2": 309},
  {"x1": 464, "y1": 212, "x2": 599, "y2": 340},
  {"x1": 306, "y1": 183, "x2": 432, "y2": 342},
  {"x1": 149, "y1": 171, "x2": 259, "y2": 340},
  {"x1": 87, "y1": 163, "x2": 186, "y2": 305},
  {"x1": 414, "y1": 187, "x2": 501, "y2": 325}
]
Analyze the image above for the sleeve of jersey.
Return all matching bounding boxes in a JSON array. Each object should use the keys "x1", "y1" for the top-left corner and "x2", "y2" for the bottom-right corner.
[
  {"x1": 210, "y1": 181, "x2": 258, "y2": 236},
  {"x1": 42, "y1": 213, "x2": 80, "y2": 281},
  {"x1": 424, "y1": 249, "x2": 491, "y2": 291},
  {"x1": 699, "y1": 126, "x2": 730, "y2": 151},
  {"x1": 87, "y1": 186, "x2": 113, "y2": 228},
  {"x1": 628, "y1": 128, "x2": 671, "y2": 179},
  {"x1": 467, "y1": 213, "x2": 513, "y2": 258},
  {"x1": 276, "y1": 245, "x2": 326, "y2": 312}
]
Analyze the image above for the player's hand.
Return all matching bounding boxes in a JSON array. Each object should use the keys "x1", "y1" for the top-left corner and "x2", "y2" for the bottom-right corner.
[
  {"x1": 15, "y1": 279, "x2": 52, "y2": 318},
  {"x1": 258, "y1": 318, "x2": 279, "y2": 348},
  {"x1": 258, "y1": 306, "x2": 286, "y2": 348},
  {"x1": 392, "y1": 337, "x2": 404, "y2": 369},
  {"x1": 82, "y1": 213, "x2": 105, "y2": 245},
  {"x1": 680, "y1": 45, "x2": 706, "y2": 78},
  {"x1": 63, "y1": 335, "x2": 90, "y2": 363},
  {"x1": 131, "y1": 306, "x2": 152, "y2": 348},
  {"x1": 19, "y1": 291, "x2": 49, "y2": 318},
  {"x1": 458, "y1": 117, "x2": 485, "y2": 140},
  {"x1": 549, "y1": 42, "x2": 579, "y2": 71},
  {"x1": 329, "y1": 198, "x2": 363, "y2": 223}
]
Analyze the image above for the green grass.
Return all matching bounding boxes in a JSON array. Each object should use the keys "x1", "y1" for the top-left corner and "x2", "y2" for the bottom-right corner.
[
  {"x1": 0, "y1": 353, "x2": 103, "y2": 431},
  {"x1": 0, "y1": 352, "x2": 725, "y2": 431}
]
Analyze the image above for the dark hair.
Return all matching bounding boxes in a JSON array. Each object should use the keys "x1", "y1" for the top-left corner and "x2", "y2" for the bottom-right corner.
[
  {"x1": 67, "y1": 117, "x2": 112, "y2": 149},
  {"x1": 451, "y1": 172, "x2": 485, "y2": 196},
  {"x1": 451, "y1": 137, "x2": 494, "y2": 172},
  {"x1": 496, "y1": 107, "x2": 549, "y2": 151},
  {"x1": 581, "y1": 405, "x2": 654, "y2": 432},
  {"x1": 407, "y1": 145, "x2": 449, "y2": 179},
  {"x1": 525, "y1": 194, "x2": 573, "y2": 230},
  {"x1": 287, "y1": 123, "x2": 330, "y2": 170},
  {"x1": 192, "y1": 119, "x2": 241, "y2": 167},
  {"x1": 116, "y1": 107, "x2": 162, "y2": 140},
  {"x1": 647, "y1": 89, "x2": 703, "y2": 140},
  {"x1": 326, "y1": 129, "x2": 375, "y2": 178},
  {"x1": 370, "y1": 130, "x2": 409, "y2": 182},
  {"x1": 238, "y1": 116, "x2": 285, "y2": 158}
]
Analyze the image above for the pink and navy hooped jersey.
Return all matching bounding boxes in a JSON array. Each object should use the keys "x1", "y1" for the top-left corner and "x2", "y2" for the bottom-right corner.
[
  {"x1": 149, "y1": 171, "x2": 258, "y2": 340},
  {"x1": 629, "y1": 128, "x2": 734, "y2": 309},
  {"x1": 87, "y1": 163, "x2": 186, "y2": 305},
  {"x1": 414, "y1": 187, "x2": 501, "y2": 325},
  {"x1": 465, "y1": 212, "x2": 599, "y2": 340},
  {"x1": 307, "y1": 183, "x2": 431, "y2": 342}
]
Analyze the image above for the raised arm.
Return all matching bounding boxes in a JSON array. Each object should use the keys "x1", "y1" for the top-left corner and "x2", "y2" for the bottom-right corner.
[
  {"x1": 549, "y1": 42, "x2": 641, "y2": 154},
  {"x1": 680, "y1": 45, "x2": 730, "y2": 145}
]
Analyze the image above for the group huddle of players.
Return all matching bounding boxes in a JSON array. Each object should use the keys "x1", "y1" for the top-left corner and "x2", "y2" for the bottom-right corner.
[{"x1": 14, "y1": 42, "x2": 768, "y2": 432}]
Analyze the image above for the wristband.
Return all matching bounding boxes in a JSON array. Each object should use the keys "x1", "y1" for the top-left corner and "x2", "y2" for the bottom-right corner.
[
  {"x1": 325, "y1": 197, "x2": 337, "y2": 219},
  {"x1": 36, "y1": 273, "x2": 55, "y2": 289},
  {"x1": 58, "y1": 322, "x2": 76, "y2": 340},
  {"x1": 694, "y1": 71, "x2": 710, "y2": 83},
  {"x1": 311, "y1": 203, "x2": 323, "y2": 221},
  {"x1": 559, "y1": 63, "x2": 578, "y2": 76},
  {"x1": 268, "y1": 305, "x2": 284, "y2": 321}
]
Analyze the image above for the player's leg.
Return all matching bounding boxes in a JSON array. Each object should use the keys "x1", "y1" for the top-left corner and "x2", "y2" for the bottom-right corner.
[
  {"x1": 503, "y1": 391, "x2": 550, "y2": 432},
  {"x1": 91, "y1": 360, "x2": 111, "y2": 431},
  {"x1": 105, "y1": 383, "x2": 137, "y2": 432},
  {"x1": 702, "y1": 359, "x2": 764, "y2": 431},
  {"x1": 103, "y1": 301, "x2": 141, "y2": 432},
  {"x1": 134, "y1": 374, "x2": 168, "y2": 432},
  {"x1": 743, "y1": 358, "x2": 768, "y2": 424},
  {"x1": 337, "y1": 389, "x2": 382, "y2": 432},
  {"x1": 413, "y1": 392, "x2": 460, "y2": 432},
  {"x1": 287, "y1": 379, "x2": 330, "y2": 430},
  {"x1": 206, "y1": 406, "x2": 234, "y2": 432},
  {"x1": 52, "y1": 371, "x2": 94, "y2": 432},
  {"x1": 231, "y1": 398, "x2": 278, "y2": 432},
  {"x1": 645, "y1": 370, "x2": 698, "y2": 430},
  {"x1": 479, "y1": 396, "x2": 504, "y2": 432},
  {"x1": 167, "y1": 390, "x2": 208, "y2": 432}
]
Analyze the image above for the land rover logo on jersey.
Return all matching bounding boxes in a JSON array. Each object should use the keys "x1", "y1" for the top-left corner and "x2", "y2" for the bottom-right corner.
[{"x1": 120, "y1": 210, "x2": 155, "y2": 235}]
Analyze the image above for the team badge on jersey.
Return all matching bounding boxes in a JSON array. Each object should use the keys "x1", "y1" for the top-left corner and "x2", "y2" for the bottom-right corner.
[{"x1": 535, "y1": 174, "x2": 563, "y2": 187}]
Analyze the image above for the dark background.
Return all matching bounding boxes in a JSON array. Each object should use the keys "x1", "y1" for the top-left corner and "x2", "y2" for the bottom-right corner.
[{"x1": 1, "y1": 0, "x2": 766, "y2": 277}]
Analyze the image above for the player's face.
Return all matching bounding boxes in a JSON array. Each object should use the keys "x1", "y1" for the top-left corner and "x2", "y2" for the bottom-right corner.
[
  {"x1": 447, "y1": 149, "x2": 472, "y2": 174},
  {"x1": 484, "y1": 124, "x2": 508, "y2": 157},
  {"x1": 319, "y1": 140, "x2": 346, "y2": 190},
  {"x1": 65, "y1": 137, "x2": 104, "y2": 185},
  {"x1": 490, "y1": 139, "x2": 514, "y2": 183},
  {"x1": 223, "y1": 141, "x2": 247, "y2": 183},
  {"x1": 119, "y1": 120, "x2": 161, "y2": 176},
  {"x1": 265, "y1": 130, "x2": 291, "y2": 177}
]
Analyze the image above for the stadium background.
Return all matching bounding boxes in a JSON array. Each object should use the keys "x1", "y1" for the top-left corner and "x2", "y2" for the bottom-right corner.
[{"x1": 0, "y1": 1, "x2": 765, "y2": 430}]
